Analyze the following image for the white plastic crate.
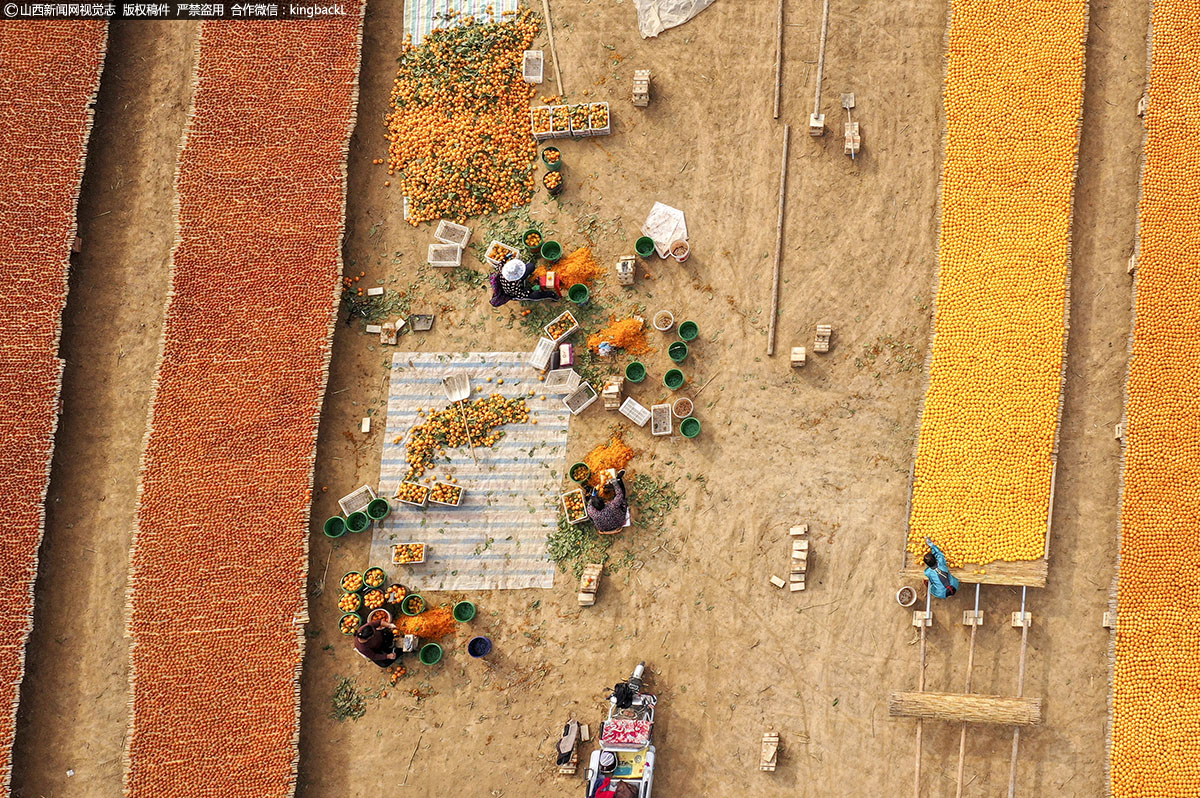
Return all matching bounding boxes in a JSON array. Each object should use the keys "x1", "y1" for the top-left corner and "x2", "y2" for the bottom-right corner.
[
  {"x1": 619, "y1": 397, "x2": 650, "y2": 427},
  {"x1": 544, "y1": 367, "x2": 582, "y2": 394},
  {"x1": 544, "y1": 310, "x2": 579, "y2": 343},
  {"x1": 563, "y1": 382, "x2": 598, "y2": 415},
  {"x1": 531, "y1": 107, "x2": 553, "y2": 141},
  {"x1": 651, "y1": 404, "x2": 672, "y2": 436},
  {"x1": 528, "y1": 337, "x2": 555, "y2": 371},
  {"x1": 561, "y1": 488, "x2": 588, "y2": 525},
  {"x1": 549, "y1": 105, "x2": 571, "y2": 139},
  {"x1": 428, "y1": 243, "x2": 462, "y2": 268},
  {"x1": 523, "y1": 50, "x2": 544, "y2": 84},
  {"x1": 338, "y1": 484, "x2": 377, "y2": 516},
  {"x1": 429, "y1": 482, "x2": 464, "y2": 507},
  {"x1": 395, "y1": 483, "x2": 430, "y2": 508},
  {"x1": 587, "y1": 102, "x2": 611, "y2": 137},
  {"x1": 434, "y1": 220, "x2": 471, "y2": 248},
  {"x1": 484, "y1": 239, "x2": 520, "y2": 266},
  {"x1": 569, "y1": 103, "x2": 591, "y2": 138}
]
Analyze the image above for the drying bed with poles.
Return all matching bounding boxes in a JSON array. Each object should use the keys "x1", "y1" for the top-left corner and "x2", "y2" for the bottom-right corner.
[
  {"x1": 0, "y1": 22, "x2": 108, "y2": 789},
  {"x1": 123, "y1": 10, "x2": 365, "y2": 797}
]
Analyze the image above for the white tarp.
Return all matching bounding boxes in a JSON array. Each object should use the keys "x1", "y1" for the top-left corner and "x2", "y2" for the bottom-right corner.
[
  {"x1": 633, "y1": 0, "x2": 717, "y2": 37},
  {"x1": 641, "y1": 202, "x2": 688, "y2": 258}
]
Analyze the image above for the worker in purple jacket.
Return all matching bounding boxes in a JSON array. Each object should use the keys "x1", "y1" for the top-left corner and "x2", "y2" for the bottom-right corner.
[
  {"x1": 354, "y1": 617, "x2": 399, "y2": 667},
  {"x1": 586, "y1": 470, "x2": 628, "y2": 533}
]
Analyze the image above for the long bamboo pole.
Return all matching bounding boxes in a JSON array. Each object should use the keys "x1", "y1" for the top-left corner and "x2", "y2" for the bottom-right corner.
[
  {"x1": 1008, "y1": 587, "x2": 1029, "y2": 797},
  {"x1": 541, "y1": 0, "x2": 564, "y2": 96},
  {"x1": 955, "y1": 585, "x2": 981, "y2": 797},
  {"x1": 767, "y1": 124, "x2": 790, "y2": 356},
  {"x1": 914, "y1": 588, "x2": 930, "y2": 798},
  {"x1": 773, "y1": 0, "x2": 785, "y2": 118},
  {"x1": 812, "y1": 0, "x2": 831, "y2": 119}
]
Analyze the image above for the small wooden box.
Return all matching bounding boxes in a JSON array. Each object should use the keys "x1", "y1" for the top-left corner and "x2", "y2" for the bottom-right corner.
[
  {"x1": 790, "y1": 347, "x2": 807, "y2": 367},
  {"x1": 814, "y1": 324, "x2": 832, "y2": 353}
]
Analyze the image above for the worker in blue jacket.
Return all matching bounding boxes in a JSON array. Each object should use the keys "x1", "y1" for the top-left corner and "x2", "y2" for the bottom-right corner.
[{"x1": 923, "y1": 538, "x2": 959, "y2": 598}]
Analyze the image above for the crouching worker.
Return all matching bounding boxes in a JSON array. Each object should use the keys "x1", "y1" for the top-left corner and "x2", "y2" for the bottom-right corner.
[
  {"x1": 354, "y1": 616, "x2": 399, "y2": 668},
  {"x1": 586, "y1": 469, "x2": 628, "y2": 534},
  {"x1": 489, "y1": 258, "x2": 559, "y2": 307},
  {"x1": 923, "y1": 537, "x2": 959, "y2": 598}
]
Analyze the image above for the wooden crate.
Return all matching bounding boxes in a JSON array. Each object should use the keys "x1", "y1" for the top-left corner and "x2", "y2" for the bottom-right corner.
[
  {"x1": 814, "y1": 324, "x2": 832, "y2": 353},
  {"x1": 760, "y1": 732, "x2": 780, "y2": 771}
]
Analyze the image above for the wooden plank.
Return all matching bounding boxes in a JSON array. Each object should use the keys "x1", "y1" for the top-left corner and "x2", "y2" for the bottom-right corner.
[
  {"x1": 900, "y1": 555, "x2": 1047, "y2": 588},
  {"x1": 889, "y1": 691, "x2": 1042, "y2": 726}
]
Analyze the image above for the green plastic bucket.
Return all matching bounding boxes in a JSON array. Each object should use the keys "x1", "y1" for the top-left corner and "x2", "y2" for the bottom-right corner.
[
  {"x1": 323, "y1": 516, "x2": 346, "y2": 538},
  {"x1": 668, "y1": 341, "x2": 689, "y2": 363},
  {"x1": 346, "y1": 510, "x2": 370, "y2": 534},
  {"x1": 678, "y1": 320, "x2": 699, "y2": 341},
  {"x1": 664, "y1": 369, "x2": 685, "y2": 390},
  {"x1": 522, "y1": 228, "x2": 543, "y2": 251},
  {"x1": 339, "y1": 571, "x2": 364, "y2": 593},
  {"x1": 401, "y1": 593, "x2": 426, "y2": 616},
  {"x1": 635, "y1": 236, "x2": 656, "y2": 258},
  {"x1": 568, "y1": 284, "x2": 589, "y2": 304},
  {"x1": 680, "y1": 417, "x2": 701, "y2": 438},
  {"x1": 625, "y1": 361, "x2": 646, "y2": 383},
  {"x1": 541, "y1": 240, "x2": 563, "y2": 262},
  {"x1": 419, "y1": 642, "x2": 443, "y2": 665},
  {"x1": 366, "y1": 497, "x2": 391, "y2": 521},
  {"x1": 339, "y1": 613, "x2": 363, "y2": 636},
  {"x1": 540, "y1": 147, "x2": 562, "y2": 171},
  {"x1": 569, "y1": 462, "x2": 591, "y2": 484},
  {"x1": 453, "y1": 601, "x2": 477, "y2": 622}
]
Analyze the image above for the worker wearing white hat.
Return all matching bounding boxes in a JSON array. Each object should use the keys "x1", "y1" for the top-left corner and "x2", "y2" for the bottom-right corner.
[{"x1": 489, "y1": 257, "x2": 559, "y2": 307}]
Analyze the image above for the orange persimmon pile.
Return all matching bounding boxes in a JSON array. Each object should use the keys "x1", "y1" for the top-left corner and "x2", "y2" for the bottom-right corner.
[
  {"x1": 0, "y1": 23, "x2": 107, "y2": 786},
  {"x1": 126, "y1": 11, "x2": 364, "y2": 798},
  {"x1": 1111, "y1": 1, "x2": 1200, "y2": 793},
  {"x1": 385, "y1": 8, "x2": 540, "y2": 223},
  {"x1": 399, "y1": 395, "x2": 530, "y2": 481},
  {"x1": 906, "y1": 0, "x2": 1087, "y2": 567}
]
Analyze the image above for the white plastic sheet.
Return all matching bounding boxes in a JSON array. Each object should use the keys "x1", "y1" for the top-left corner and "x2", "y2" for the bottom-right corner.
[
  {"x1": 633, "y1": 0, "x2": 717, "y2": 37},
  {"x1": 641, "y1": 202, "x2": 687, "y2": 259}
]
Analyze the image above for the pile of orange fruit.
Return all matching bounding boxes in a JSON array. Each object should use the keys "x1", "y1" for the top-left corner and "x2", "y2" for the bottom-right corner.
[
  {"x1": 0, "y1": 22, "x2": 107, "y2": 784},
  {"x1": 400, "y1": 395, "x2": 530, "y2": 481},
  {"x1": 1111, "y1": 3, "x2": 1200, "y2": 793},
  {"x1": 385, "y1": 8, "x2": 540, "y2": 223},
  {"x1": 125, "y1": 10, "x2": 365, "y2": 797},
  {"x1": 907, "y1": 0, "x2": 1088, "y2": 567}
]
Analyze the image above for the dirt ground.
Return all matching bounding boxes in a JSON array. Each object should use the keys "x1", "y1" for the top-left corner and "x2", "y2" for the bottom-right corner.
[{"x1": 8, "y1": 0, "x2": 1152, "y2": 795}]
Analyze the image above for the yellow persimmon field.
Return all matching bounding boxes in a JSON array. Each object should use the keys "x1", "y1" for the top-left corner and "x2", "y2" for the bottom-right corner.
[
  {"x1": 1111, "y1": 3, "x2": 1200, "y2": 794},
  {"x1": 907, "y1": 0, "x2": 1088, "y2": 566}
]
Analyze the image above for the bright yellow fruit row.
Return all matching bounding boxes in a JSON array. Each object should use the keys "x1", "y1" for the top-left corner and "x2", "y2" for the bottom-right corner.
[
  {"x1": 1111, "y1": 3, "x2": 1200, "y2": 794},
  {"x1": 907, "y1": 0, "x2": 1088, "y2": 566}
]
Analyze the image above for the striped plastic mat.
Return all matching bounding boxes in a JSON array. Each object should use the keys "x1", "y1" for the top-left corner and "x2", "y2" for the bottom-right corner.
[
  {"x1": 371, "y1": 352, "x2": 569, "y2": 590},
  {"x1": 404, "y1": 0, "x2": 519, "y2": 46}
]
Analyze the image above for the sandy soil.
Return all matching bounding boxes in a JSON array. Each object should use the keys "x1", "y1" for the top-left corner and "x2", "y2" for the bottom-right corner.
[{"x1": 9, "y1": 0, "x2": 1152, "y2": 795}]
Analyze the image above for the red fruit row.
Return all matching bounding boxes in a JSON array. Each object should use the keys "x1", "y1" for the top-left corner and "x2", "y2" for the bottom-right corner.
[
  {"x1": 125, "y1": 12, "x2": 364, "y2": 798},
  {"x1": 0, "y1": 22, "x2": 108, "y2": 787}
]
